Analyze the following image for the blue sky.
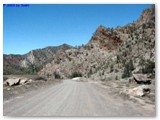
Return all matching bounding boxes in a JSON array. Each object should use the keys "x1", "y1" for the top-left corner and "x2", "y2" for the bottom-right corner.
[{"x1": 3, "y1": 4, "x2": 152, "y2": 54}]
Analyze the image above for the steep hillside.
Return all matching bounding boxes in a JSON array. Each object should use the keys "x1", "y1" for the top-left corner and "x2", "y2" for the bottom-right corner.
[
  {"x1": 88, "y1": 25, "x2": 123, "y2": 51},
  {"x1": 3, "y1": 54, "x2": 25, "y2": 74},
  {"x1": 39, "y1": 5, "x2": 155, "y2": 80},
  {"x1": 3, "y1": 44, "x2": 73, "y2": 75},
  {"x1": 90, "y1": 5, "x2": 155, "y2": 80}
]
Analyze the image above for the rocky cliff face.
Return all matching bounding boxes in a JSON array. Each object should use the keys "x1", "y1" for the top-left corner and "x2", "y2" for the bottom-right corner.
[
  {"x1": 88, "y1": 26, "x2": 122, "y2": 51},
  {"x1": 20, "y1": 44, "x2": 72, "y2": 68},
  {"x1": 39, "y1": 5, "x2": 155, "y2": 80}
]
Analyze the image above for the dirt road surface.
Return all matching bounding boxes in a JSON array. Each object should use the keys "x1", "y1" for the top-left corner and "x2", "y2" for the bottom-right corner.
[{"x1": 3, "y1": 80, "x2": 155, "y2": 116}]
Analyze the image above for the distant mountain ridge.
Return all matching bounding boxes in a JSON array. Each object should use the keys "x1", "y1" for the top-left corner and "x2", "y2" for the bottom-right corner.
[{"x1": 3, "y1": 44, "x2": 73, "y2": 74}]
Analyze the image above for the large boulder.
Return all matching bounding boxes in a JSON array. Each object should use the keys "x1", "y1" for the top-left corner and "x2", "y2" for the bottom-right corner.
[
  {"x1": 28, "y1": 79, "x2": 33, "y2": 83},
  {"x1": 133, "y1": 74, "x2": 151, "y2": 84},
  {"x1": 72, "y1": 77, "x2": 81, "y2": 81},
  {"x1": 6, "y1": 78, "x2": 20, "y2": 86},
  {"x1": 123, "y1": 85, "x2": 150, "y2": 97},
  {"x1": 19, "y1": 79, "x2": 28, "y2": 85}
]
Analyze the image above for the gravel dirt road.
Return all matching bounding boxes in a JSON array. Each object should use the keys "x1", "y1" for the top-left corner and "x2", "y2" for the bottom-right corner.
[{"x1": 3, "y1": 80, "x2": 155, "y2": 116}]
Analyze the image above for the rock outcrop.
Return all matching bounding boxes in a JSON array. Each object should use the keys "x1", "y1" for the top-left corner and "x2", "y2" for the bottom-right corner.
[
  {"x1": 133, "y1": 74, "x2": 152, "y2": 84},
  {"x1": 122, "y1": 85, "x2": 150, "y2": 97},
  {"x1": 5, "y1": 77, "x2": 33, "y2": 86},
  {"x1": 6, "y1": 78, "x2": 21, "y2": 86}
]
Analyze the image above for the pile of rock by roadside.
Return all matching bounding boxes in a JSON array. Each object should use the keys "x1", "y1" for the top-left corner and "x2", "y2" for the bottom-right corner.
[
  {"x1": 121, "y1": 74, "x2": 152, "y2": 97},
  {"x1": 131, "y1": 74, "x2": 152, "y2": 84},
  {"x1": 4, "y1": 78, "x2": 33, "y2": 86},
  {"x1": 121, "y1": 85, "x2": 150, "y2": 97}
]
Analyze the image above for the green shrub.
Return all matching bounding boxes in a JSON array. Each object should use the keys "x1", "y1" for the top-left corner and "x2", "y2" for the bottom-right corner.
[
  {"x1": 102, "y1": 70, "x2": 105, "y2": 75},
  {"x1": 142, "y1": 60, "x2": 155, "y2": 75},
  {"x1": 122, "y1": 59, "x2": 134, "y2": 78},
  {"x1": 115, "y1": 69, "x2": 118, "y2": 73},
  {"x1": 3, "y1": 70, "x2": 11, "y2": 75},
  {"x1": 3, "y1": 76, "x2": 8, "y2": 81},
  {"x1": 116, "y1": 55, "x2": 120, "y2": 63},
  {"x1": 122, "y1": 51, "x2": 127, "y2": 57},
  {"x1": 54, "y1": 72, "x2": 61, "y2": 79},
  {"x1": 110, "y1": 64, "x2": 114, "y2": 72},
  {"x1": 70, "y1": 72, "x2": 82, "y2": 78},
  {"x1": 34, "y1": 76, "x2": 47, "y2": 81},
  {"x1": 46, "y1": 73, "x2": 51, "y2": 78},
  {"x1": 3, "y1": 64, "x2": 43, "y2": 75},
  {"x1": 34, "y1": 65, "x2": 43, "y2": 72},
  {"x1": 115, "y1": 76, "x2": 118, "y2": 80},
  {"x1": 139, "y1": 57, "x2": 145, "y2": 66},
  {"x1": 90, "y1": 44, "x2": 94, "y2": 49}
]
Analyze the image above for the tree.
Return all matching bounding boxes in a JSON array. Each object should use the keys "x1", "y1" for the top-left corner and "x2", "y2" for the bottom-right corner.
[
  {"x1": 122, "y1": 59, "x2": 134, "y2": 78},
  {"x1": 110, "y1": 64, "x2": 114, "y2": 72},
  {"x1": 111, "y1": 28, "x2": 114, "y2": 34},
  {"x1": 70, "y1": 71, "x2": 82, "y2": 78},
  {"x1": 54, "y1": 72, "x2": 61, "y2": 79},
  {"x1": 116, "y1": 55, "x2": 120, "y2": 63},
  {"x1": 142, "y1": 60, "x2": 155, "y2": 75}
]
